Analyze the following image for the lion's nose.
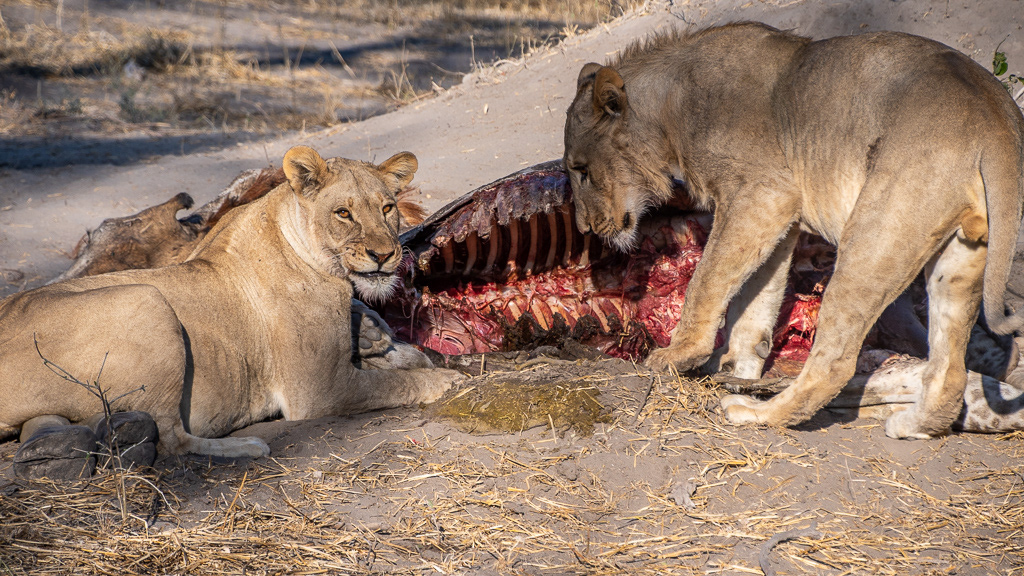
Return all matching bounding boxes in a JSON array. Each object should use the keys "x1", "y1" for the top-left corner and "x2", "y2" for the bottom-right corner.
[{"x1": 366, "y1": 248, "x2": 395, "y2": 266}]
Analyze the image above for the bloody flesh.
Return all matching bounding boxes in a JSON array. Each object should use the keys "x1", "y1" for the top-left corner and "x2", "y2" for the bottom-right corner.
[{"x1": 378, "y1": 161, "x2": 833, "y2": 369}]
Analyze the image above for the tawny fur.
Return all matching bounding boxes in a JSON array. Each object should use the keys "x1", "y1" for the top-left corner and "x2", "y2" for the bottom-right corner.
[
  {"x1": 56, "y1": 168, "x2": 427, "y2": 283},
  {"x1": 0, "y1": 146, "x2": 460, "y2": 457},
  {"x1": 564, "y1": 22, "x2": 1024, "y2": 439}
]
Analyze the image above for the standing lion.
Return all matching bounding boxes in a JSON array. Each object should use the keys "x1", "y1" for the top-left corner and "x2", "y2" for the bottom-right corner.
[{"x1": 563, "y1": 22, "x2": 1024, "y2": 438}]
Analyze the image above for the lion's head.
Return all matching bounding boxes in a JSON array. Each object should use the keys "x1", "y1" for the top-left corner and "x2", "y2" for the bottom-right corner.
[
  {"x1": 282, "y1": 145, "x2": 417, "y2": 302},
  {"x1": 564, "y1": 63, "x2": 674, "y2": 251}
]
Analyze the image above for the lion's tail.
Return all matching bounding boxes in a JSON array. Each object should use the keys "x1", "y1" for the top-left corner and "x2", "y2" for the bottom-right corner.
[{"x1": 981, "y1": 130, "x2": 1024, "y2": 335}]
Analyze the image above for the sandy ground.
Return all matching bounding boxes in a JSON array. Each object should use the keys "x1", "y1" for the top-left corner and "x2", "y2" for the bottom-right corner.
[{"x1": 2, "y1": 1, "x2": 1024, "y2": 574}]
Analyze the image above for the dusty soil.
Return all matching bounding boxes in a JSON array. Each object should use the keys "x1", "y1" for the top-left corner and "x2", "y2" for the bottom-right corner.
[
  {"x1": 2, "y1": 0, "x2": 1024, "y2": 574},
  {"x1": 1, "y1": 350, "x2": 1022, "y2": 574}
]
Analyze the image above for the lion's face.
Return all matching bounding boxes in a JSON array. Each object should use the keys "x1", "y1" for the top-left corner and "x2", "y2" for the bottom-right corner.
[
  {"x1": 564, "y1": 63, "x2": 672, "y2": 252},
  {"x1": 283, "y1": 146, "x2": 417, "y2": 302}
]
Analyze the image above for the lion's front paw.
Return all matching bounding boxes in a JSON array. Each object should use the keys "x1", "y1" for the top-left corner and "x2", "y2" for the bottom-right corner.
[
  {"x1": 361, "y1": 342, "x2": 435, "y2": 371},
  {"x1": 384, "y1": 343, "x2": 434, "y2": 369},
  {"x1": 645, "y1": 346, "x2": 709, "y2": 374},
  {"x1": 884, "y1": 408, "x2": 937, "y2": 440},
  {"x1": 720, "y1": 394, "x2": 768, "y2": 425},
  {"x1": 417, "y1": 369, "x2": 466, "y2": 405},
  {"x1": 352, "y1": 301, "x2": 395, "y2": 357}
]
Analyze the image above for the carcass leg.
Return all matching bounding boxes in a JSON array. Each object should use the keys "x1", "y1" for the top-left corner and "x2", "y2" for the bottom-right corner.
[{"x1": 885, "y1": 233, "x2": 985, "y2": 438}]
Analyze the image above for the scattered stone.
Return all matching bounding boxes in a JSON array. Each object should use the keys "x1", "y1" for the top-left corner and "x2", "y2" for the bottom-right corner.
[
  {"x1": 14, "y1": 425, "x2": 98, "y2": 481},
  {"x1": 92, "y1": 411, "x2": 159, "y2": 469},
  {"x1": 18, "y1": 414, "x2": 70, "y2": 443},
  {"x1": 670, "y1": 479, "x2": 697, "y2": 510},
  {"x1": 93, "y1": 411, "x2": 158, "y2": 446}
]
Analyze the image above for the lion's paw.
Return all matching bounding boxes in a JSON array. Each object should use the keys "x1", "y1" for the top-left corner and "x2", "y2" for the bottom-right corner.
[
  {"x1": 384, "y1": 343, "x2": 434, "y2": 369},
  {"x1": 417, "y1": 369, "x2": 466, "y2": 405},
  {"x1": 884, "y1": 408, "x2": 935, "y2": 440},
  {"x1": 645, "y1": 346, "x2": 709, "y2": 374},
  {"x1": 352, "y1": 300, "x2": 395, "y2": 358},
  {"x1": 361, "y1": 342, "x2": 434, "y2": 371},
  {"x1": 720, "y1": 394, "x2": 767, "y2": 425}
]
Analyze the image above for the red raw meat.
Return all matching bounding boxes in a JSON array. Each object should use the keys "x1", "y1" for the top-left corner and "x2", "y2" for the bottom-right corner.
[{"x1": 377, "y1": 161, "x2": 833, "y2": 368}]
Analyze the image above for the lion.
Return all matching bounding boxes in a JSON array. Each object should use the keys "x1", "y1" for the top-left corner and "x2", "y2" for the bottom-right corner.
[
  {"x1": 564, "y1": 22, "x2": 1024, "y2": 439},
  {"x1": 0, "y1": 145, "x2": 461, "y2": 457}
]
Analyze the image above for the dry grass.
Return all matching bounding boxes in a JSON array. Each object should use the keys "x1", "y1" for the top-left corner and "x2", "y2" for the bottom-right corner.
[
  {"x1": 2, "y1": 357, "x2": 1023, "y2": 575},
  {"x1": 0, "y1": 0, "x2": 639, "y2": 139},
  {"x1": 240, "y1": 0, "x2": 633, "y2": 27},
  {"x1": 0, "y1": 23, "x2": 187, "y2": 77}
]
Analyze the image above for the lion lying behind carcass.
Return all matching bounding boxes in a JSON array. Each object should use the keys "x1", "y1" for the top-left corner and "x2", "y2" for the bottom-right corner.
[{"x1": 0, "y1": 146, "x2": 461, "y2": 458}]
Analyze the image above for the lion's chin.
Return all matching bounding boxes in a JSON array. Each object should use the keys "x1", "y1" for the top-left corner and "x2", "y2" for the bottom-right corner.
[
  {"x1": 608, "y1": 227, "x2": 639, "y2": 253},
  {"x1": 351, "y1": 272, "x2": 400, "y2": 304}
]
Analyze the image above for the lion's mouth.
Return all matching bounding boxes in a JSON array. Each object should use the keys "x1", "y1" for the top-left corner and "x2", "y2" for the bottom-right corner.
[
  {"x1": 354, "y1": 271, "x2": 395, "y2": 279},
  {"x1": 350, "y1": 270, "x2": 400, "y2": 303}
]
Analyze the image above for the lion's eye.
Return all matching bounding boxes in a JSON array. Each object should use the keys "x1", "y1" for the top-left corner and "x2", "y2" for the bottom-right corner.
[
  {"x1": 572, "y1": 165, "x2": 589, "y2": 182},
  {"x1": 335, "y1": 208, "x2": 351, "y2": 219},
  {"x1": 382, "y1": 203, "x2": 394, "y2": 215}
]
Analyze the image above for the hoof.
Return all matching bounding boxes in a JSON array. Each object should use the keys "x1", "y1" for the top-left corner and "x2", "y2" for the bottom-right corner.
[
  {"x1": 19, "y1": 415, "x2": 71, "y2": 443},
  {"x1": 884, "y1": 409, "x2": 934, "y2": 440},
  {"x1": 94, "y1": 411, "x2": 159, "y2": 446},
  {"x1": 14, "y1": 425, "x2": 98, "y2": 481},
  {"x1": 103, "y1": 442, "x2": 157, "y2": 469},
  {"x1": 720, "y1": 394, "x2": 766, "y2": 425}
]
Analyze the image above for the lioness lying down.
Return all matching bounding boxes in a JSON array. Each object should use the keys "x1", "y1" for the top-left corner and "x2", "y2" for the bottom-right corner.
[
  {"x1": 0, "y1": 146, "x2": 461, "y2": 457},
  {"x1": 565, "y1": 23, "x2": 1024, "y2": 438}
]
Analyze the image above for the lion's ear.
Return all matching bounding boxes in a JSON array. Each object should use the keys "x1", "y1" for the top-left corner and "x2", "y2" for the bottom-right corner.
[
  {"x1": 593, "y1": 66, "x2": 627, "y2": 119},
  {"x1": 283, "y1": 145, "x2": 329, "y2": 197},
  {"x1": 378, "y1": 152, "x2": 418, "y2": 193},
  {"x1": 577, "y1": 62, "x2": 603, "y2": 90}
]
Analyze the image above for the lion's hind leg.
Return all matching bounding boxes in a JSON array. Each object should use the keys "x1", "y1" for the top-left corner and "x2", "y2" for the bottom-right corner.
[
  {"x1": 0, "y1": 284, "x2": 185, "y2": 436},
  {"x1": 1, "y1": 284, "x2": 268, "y2": 459},
  {"x1": 885, "y1": 233, "x2": 986, "y2": 438}
]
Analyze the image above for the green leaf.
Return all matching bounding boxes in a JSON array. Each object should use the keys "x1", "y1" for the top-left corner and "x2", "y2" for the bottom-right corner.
[{"x1": 994, "y1": 51, "x2": 1009, "y2": 76}]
